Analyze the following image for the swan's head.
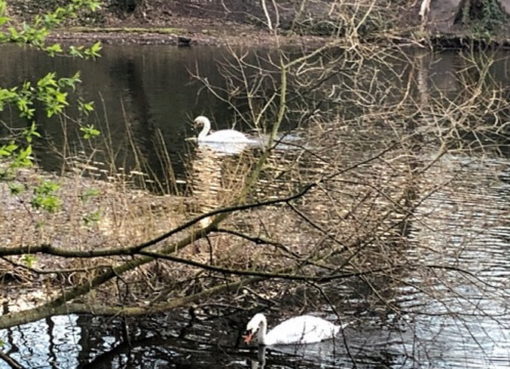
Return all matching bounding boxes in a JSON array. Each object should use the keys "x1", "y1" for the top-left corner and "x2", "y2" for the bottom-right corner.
[
  {"x1": 193, "y1": 115, "x2": 210, "y2": 127},
  {"x1": 243, "y1": 313, "x2": 265, "y2": 344}
]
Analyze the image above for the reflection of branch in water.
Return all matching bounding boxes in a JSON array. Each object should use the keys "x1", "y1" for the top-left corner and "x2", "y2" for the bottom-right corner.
[
  {"x1": 0, "y1": 350, "x2": 24, "y2": 369},
  {"x1": 247, "y1": 339, "x2": 358, "y2": 368},
  {"x1": 79, "y1": 319, "x2": 261, "y2": 369}
]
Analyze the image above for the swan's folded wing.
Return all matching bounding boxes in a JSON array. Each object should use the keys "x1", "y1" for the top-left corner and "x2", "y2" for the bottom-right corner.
[{"x1": 265, "y1": 316, "x2": 338, "y2": 345}]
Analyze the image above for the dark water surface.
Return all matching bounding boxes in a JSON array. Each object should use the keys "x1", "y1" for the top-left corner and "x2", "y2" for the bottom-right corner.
[
  {"x1": 0, "y1": 45, "x2": 509, "y2": 368},
  {"x1": 0, "y1": 44, "x2": 245, "y2": 191}
]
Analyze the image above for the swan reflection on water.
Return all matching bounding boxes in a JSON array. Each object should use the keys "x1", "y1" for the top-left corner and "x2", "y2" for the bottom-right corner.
[
  {"x1": 250, "y1": 346, "x2": 267, "y2": 369},
  {"x1": 247, "y1": 338, "x2": 348, "y2": 369}
]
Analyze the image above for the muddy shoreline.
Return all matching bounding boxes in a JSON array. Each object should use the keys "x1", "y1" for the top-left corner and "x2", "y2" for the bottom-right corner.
[
  {"x1": 46, "y1": 24, "x2": 330, "y2": 47},
  {"x1": 46, "y1": 27, "x2": 510, "y2": 49}
]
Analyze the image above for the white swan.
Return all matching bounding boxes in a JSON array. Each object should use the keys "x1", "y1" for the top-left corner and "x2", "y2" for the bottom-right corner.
[
  {"x1": 243, "y1": 313, "x2": 342, "y2": 346},
  {"x1": 194, "y1": 116, "x2": 256, "y2": 143}
]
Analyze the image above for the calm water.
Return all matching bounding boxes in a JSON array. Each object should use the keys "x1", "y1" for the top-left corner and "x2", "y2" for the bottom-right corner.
[
  {"x1": 0, "y1": 44, "x2": 253, "y2": 191},
  {"x1": 0, "y1": 45, "x2": 509, "y2": 368}
]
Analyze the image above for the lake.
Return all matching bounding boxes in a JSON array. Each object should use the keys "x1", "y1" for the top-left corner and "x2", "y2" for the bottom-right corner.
[{"x1": 0, "y1": 43, "x2": 509, "y2": 368}]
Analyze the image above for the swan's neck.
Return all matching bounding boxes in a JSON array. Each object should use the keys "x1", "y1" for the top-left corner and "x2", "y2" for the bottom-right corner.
[
  {"x1": 198, "y1": 119, "x2": 211, "y2": 140},
  {"x1": 257, "y1": 315, "x2": 268, "y2": 345}
]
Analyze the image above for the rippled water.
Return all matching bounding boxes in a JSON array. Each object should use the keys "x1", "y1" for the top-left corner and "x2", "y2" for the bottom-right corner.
[
  {"x1": 1, "y1": 45, "x2": 509, "y2": 368},
  {"x1": 1, "y1": 155, "x2": 508, "y2": 368}
]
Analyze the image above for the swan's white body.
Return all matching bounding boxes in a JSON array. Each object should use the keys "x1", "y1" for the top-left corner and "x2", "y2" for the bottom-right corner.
[
  {"x1": 243, "y1": 313, "x2": 341, "y2": 346},
  {"x1": 194, "y1": 116, "x2": 256, "y2": 144}
]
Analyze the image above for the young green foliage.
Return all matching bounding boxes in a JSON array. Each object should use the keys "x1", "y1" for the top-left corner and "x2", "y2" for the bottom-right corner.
[
  {"x1": 0, "y1": 0, "x2": 101, "y2": 212},
  {"x1": 31, "y1": 181, "x2": 62, "y2": 213},
  {"x1": 21, "y1": 254, "x2": 37, "y2": 268},
  {"x1": 83, "y1": 210, "x2": 101, "y2": 225},
  {"x1": 80, "y1": 187, "x2": 100, "y2": 202},
  {"x1": 8, "y1": 182, "x2": 25, "y2": 195},
  {"x1": 80, "y1": 124, "x2": 101, "y2": 139},
  {"x1": 78, "y1": 99, "x2": 95, "y2": 115},
  {"x1": 0, "y1": 0, "x2": 101, "y2": 55}
]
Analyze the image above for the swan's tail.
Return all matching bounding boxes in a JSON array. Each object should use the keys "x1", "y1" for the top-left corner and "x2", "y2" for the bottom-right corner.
[{"x1": 335, "y1": 321, "x2": 351, "y2": 335}]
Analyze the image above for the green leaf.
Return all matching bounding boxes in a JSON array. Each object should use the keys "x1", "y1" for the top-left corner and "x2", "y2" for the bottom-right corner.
[
  {"x1": 8, "y1": 183, "x2": 25, "y2": 195},
  {"x1": 37, "y1": 72, "x2": 58, "y2": 88},
  {"x1": 80, "y1": 188, "x2": 100, "y2": 202},
  {"x1": 87, "y1": 1, "x2": 101, "y2": 11},
  {"x1": 45, "y1": 43, "x2": 63, "y2": 56},
  {"x1": 80, "y1": 124, "x2": 100, "y2": 139},
  {"x1": 0, "y1": 0, "x2": 6, "y2": 16},
  {"x1": 22, "y1": 254, "x2": 37, "y2": 268},
  {"x1": 23, "y1": 122, "x2": 41, "y2": 143},
  {"x1": 34, "y1": 181, "x2": 60, "y2": 195},
  {"x1": 84, "y1": 41, "x2": 102, "y2": 59},
  {"x1": 31, "y1": 195, "x2": 61, "y2": 212},
  {"x1": 78, "y1": 100, "x2": 94, "y2": 115},
  {"x1": 32, "y1": 181, "x2": 62, "y2": 212},
  {"x1": 68, "y1": 46, "x2": 83, "y2": 58},
  {"x1": 14, "y1": 145, "x2": 34, "y2": 168},
  {"x1": 58, "y1": 73, "x2": 81, "y2": 89},
  {"x1": 0, "y1": 142, "x2": 18, "y2": 157},
  {"x1": 83, "y1": 211, "x2": 101, "y2": 225}
]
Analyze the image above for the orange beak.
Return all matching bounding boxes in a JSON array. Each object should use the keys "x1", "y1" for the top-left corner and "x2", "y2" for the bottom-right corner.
[{"x1": 243, "y1": 331, "x2": 254, "y2": 344}]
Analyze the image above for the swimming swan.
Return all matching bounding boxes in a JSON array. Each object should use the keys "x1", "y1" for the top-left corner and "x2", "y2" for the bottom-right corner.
[
  {"x1": 194, "y1": 116, "x2": 256, "y2": 143},
  {"x1": 242, "y1": 313, "x2": 342, "y2": 346}
]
